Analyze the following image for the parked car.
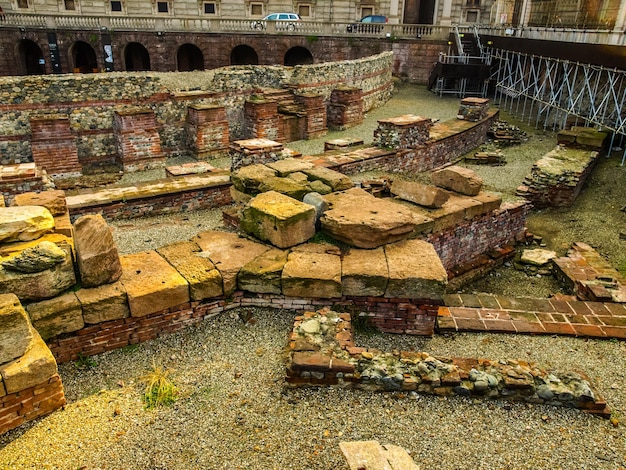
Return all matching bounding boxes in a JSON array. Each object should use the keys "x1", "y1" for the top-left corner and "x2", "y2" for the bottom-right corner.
[
  {"x1": 251, "y1": 13, "x2": 301, "y2": 31},
  {"x1": 346, "y1": 15, "x2": 388, "y2": 33}
]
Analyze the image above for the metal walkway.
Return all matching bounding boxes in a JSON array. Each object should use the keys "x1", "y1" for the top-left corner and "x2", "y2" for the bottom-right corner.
[{"x1": 490, "y1": 49, "x2": 626, "y2": 164}]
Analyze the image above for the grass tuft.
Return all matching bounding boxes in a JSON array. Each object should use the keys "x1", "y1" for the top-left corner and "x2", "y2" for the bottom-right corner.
[{"x1": 141, "y1": 361, "x2": 178, "y2": 410}]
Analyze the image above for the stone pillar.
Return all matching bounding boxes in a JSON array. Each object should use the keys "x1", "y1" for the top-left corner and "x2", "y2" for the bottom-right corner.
[
  {"x1": 374, "y1": 114, "x2": 433, "y2": 149},
  {"x1": 113, "y1": 107, "x2": 164, "y2": 172},
  {"x1": 244, "y1": 99, "x2": 284, "y2": 142},
  {"x1": 327, "y1": 86, "x2": 364, "y2": 131},
  {"x1": 294, "y1": 93, "x2": 327, "y2": 139},
  {"x1": 440, "y1": 0, "x2": 453, "y2": 25},
  {"x1": 229, "y1": 138, "x2": 284, "y2": 172},
  {"x1": 30, "y1": 115, "x2": 82, "y2": 177},
  {"x1": 186, "y1": 104, "x2": 230, "y2": 160},
  {"x1": 457, "y1": 97, "x2": 490, "y2": 121}
]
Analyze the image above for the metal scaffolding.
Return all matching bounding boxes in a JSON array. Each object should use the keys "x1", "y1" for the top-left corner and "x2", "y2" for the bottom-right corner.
[{"x1": 490, "y1": 49, "x2": 626, "y2": 164}]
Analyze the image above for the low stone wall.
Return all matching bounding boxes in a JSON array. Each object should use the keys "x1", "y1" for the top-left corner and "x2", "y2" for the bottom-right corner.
[{"x1": 285, "y1": 308, "x2": 611, "y2": 417}]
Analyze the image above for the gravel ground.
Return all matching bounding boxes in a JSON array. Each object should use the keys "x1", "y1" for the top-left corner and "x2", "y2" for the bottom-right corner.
[{"x1": 1, "y1": 82, "x2": 625, "y2": 469}]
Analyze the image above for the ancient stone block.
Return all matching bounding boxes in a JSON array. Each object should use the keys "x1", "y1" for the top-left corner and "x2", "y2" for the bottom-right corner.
[
  {"x1": 26, "y1": 292, "x2": 83, "y2": 340},
  {"x1": 113, "y1": 107, "x2": 165, "y2": 172},
  {"x1": 0, "y1": 294, "x2": 33, "y2": 365},
  {"x1": 384, "y1": 239, "x2": 448, "y2": 300},
  {"x1": 258, "y1": 176, "x2": 312, "y2": 200},
  {"x1": 75, "y1": 281, "x2": 130, "y2": 324},
  {"x1": 321, "y1": 188, "x2": 433, "y2": 249},
  {"x1": 192, "y1": 230, "x2": 270, "y2": 296},
  {"x1": 374, "y1": 114, "x2": 433, "y2": 149},
  {"x1": 157, "y1": 240, "x2": 223, "y2": 301},
  {"x1": 1, "y1": 241, "x2": 66, "y2": 273},
  {"x1": 341, "y1": 247, "x2": 388, "y2": 297},
  {"x1": 266, "y1": 158, "x2": 314, "y2": 176},
  {"x1": 390, "y1": 180, "x2": 449, "y2": 208},
  {"x1": 520, "y1": 249, "x2": 557, "y2": 266},
  {"x1": 230, "y1": 138, "x2": 284, "y2": 172},
  {"x1": 231, "y1": 164, "x2": 277, "y2": 195},
  {"x1": 13, "y1": 190, "x2": 67, "y2": 216},
  {"x1": 0, "y1": 331, "x2": 57, "y2": 394},
  {"x1": 301, "y1": 166, "x2": 353, "y2": 191},
  {"x1": 240, "y1": 191, "x2": 316, "y2": 248},
  {"x1": 0, "y1": 206, "x2": 55, "y2": 243},
  {"x1": 238, "y1": 248, "x2": 288, "y2": 294},
  {"x1": 282, "y1": 251, "x2": 342, "y2": 298},
  {"x1": 457, "y1": 97, "x2": 489, "y2": 121},
  {"x1": 431, "y1": 165, "x2": 483, "y2": 196},
  {"x1": 74, "y1": 214, "x2": 122, "y2": 288},
  {"x1": 119, "y1": 251, "x2": 190, "y2": 317}
]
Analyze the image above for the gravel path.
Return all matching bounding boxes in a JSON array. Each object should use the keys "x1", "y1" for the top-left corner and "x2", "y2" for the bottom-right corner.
[{"x1": 1, "y1": 82, "x2": 625, "y2": 469}]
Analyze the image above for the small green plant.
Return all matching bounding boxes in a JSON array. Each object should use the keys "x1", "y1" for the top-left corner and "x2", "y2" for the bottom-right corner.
[
  {"x1": 305, "y1": 35, "x2": 319, "y2": 44},
  {"x1": 141, "y1": 361, "x2": 178, "y2": 410},
  {"x1": 75, "y1": 353, "x2": 97, "y2": 370},
  {"x1": 351, "y1": 311, "x2": 381, "y2": 337}
]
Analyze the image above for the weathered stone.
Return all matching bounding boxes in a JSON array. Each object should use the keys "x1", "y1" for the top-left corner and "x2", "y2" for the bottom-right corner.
[
  {"x1": 229, "y1": 186, "x2": 253, "y2": 205},
  {"x1": 308, "y1": 180, "x2": 333, "y2": 195},
  {"x1": 73, "y1": 214, "x2": 122, "y2": 288},
  {"x1": 192, "y1": 230, "x2": 270, "y2": 295},
  {"x1": 258, "y1": 176, "x2": 311, "y2": 200},
  {"x1": 13, "y1": 190, "x2": 67, "y2": 216},
  {"x1": 282, "y1": 251, "x2": 342, "y2": 298},
  {"x1": 26, "y1": 292, "x2": 84, "y2": 340},
  {"x1": 119, "y1": 251, "x2": 190, "y2": 317},
  {"x1": 240, "y1": 191, "x2": 316, "y2": 249},
  {"x1": 384, "y1": 239, "x2": 448, "y2": 300},
  {"x1": 0, "y1": 240, "x2": 66, "y2": 273},
  {"x1": 390, "y1": 180, "x2": 449, "y2": 208},
  {"x1": 342, "y1": 247, "x2": 388, "y2": 297},
  {"x1": 0, "y1": 330, "x2": 57, "y2": 394},
  {"x1": 230, "y1": 164, "x2": 277, "y2": 195},
  {"x1": 0, "y1": 294, "x2": 33, "y2": 365},
  {"x1": 520, "y1": 249, "x2": 558, "y2": 266},
  {"x1": 266, "y1": 157, "x2": 314, "y2": 176},
  {"x1": 157, "y1": 240, "x2": 223, "y2": 301},
  {"x1": 238, "y1": 248, "x2": 288, "y2": 294},
  {"x1": 0, "y1": 206, "x2": 55, "y2": 243},
  {"x1": 431, "y1": 166, "x2": 483, "y2": 196},
  {"x1": 321, "y1": 188, "x2": 433, "y2": 249},
  {"x1": 0, "y1": 245, "x2": 76, "y2": 302},
  {"x1": 302, "y1": 166, "x2": 354, "y2": 191},
  {"x1": 75, "y1": 281, "x2": 130, "y2": 324},
  {"x1": 287, "y1": 172, "x2": 310, "y2": 184}
]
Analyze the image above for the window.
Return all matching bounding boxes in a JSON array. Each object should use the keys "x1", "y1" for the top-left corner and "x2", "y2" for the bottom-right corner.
[
  {"x1": 64, "y1": 0, "x2": 76, "y2": 10},
  {"x1": 466, "y1": 0, "x2": 480, "y2": 6},
  {"x1": 157, "y1": 1, "x2": 168, "y2": 13},
  {"x1": 203, "y1": 2, "x2": 215, "y2": 14},
  {"x1": 110, "y1": 0, "x2": 122, "y2": 11},
  {"x1": 250, "y1": 3, "x2": 263, "y2": 15},
  {"x1": 17, "y1": 0, "x2": 28, "y2": 8},
  {"x1": 466, "y1": 10, "x2": 479, "y2": 22},
  {"x1": 298, "y1": 5, "x2": 310, "y2": 17},
  {"x1": 361, "y1": 6, "x2": 373, "y2": 17}
]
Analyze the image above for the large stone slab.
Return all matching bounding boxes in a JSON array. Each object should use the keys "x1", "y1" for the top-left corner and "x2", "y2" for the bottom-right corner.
[
  {"x1": 75, "y1": 281, "x2": 130, "y2": 325},
  {"x1": 240, "y1": 191, "x2": 316, "y2": 248},
  {"x1": 231, "y1": 164, "x2": 277, "y2": 195},
  {"x1": 157, "y1": 240, "x2": 223, "y2": 301},
  {"x1": 74, "y1": 214, "x2": 122, "y2": 288},
  {"x1": 321, "y1": 188, "x2": 433, "y2": 249},
  {"x1": 0, "y1": 206, "x2": 55, "y2": 243},
  {"x1": 342, "y1": 247, "x2": 388, "y2": 297},
  {"x1": 258, "y1": 176, "x2": 312, "y2": 200},
  {"x1": 120, "y1": 251, "x2": 190, "y2": 317},
  {"x1": 302, "y1": 166, "x2": 354, "y2": 191},
  {"x1": 0, "y1": 244, "x2": 76, "y2": 302},
  {"x1": 266, "y1": 158, "x2": 314, "y2": 176},
  {"x1": 0, "y1": 294, "x2": 34, "y2": 365},
  {"x1": 431, "y1": 165, "x2": 483, "y2": 196},
  {"x1": 192, "y1": 231, "x2": 270, "y2": 295},
  {"x1": 13, "y1": 190, "x2": 67, "y2": 216},
  {"x1": 384, "y1": 239, "x2": 448, "y2": 300},
  {"x1": 0, "y1": 330, "x2": 58, "y2": 394},
  {"x1": 238, "y1": 248, "x2": 288, "y2": 294},
  {"x1": 0, "y1": 240, "x2": 66, "y2": 274},
  {"x1": 390, "y1": 180, "x2": 449, "y2": 208},
  {"x1": 26, "y1": 292, "x2": 84, "y2": 340},
  {"x1": 282, "y1": 251, "x2": 342, "y2": 298}
]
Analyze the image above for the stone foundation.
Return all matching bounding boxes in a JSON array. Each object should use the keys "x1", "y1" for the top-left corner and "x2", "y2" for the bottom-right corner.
[
  {"x1": 29, "y1": 116, "x2": 82, "y2": 177},
  {"x1": 327, "y1": 86, "x2": 364, "y2": 130},
  {"x1": 185, "y1": 104, "x2": 230, "y2": 160},
  {"x1": 0, "y1": 163, "x2": 48, "y2": 205},
  {"x1": 113, "y1": 108, "x2": 165, "y2": 172}
]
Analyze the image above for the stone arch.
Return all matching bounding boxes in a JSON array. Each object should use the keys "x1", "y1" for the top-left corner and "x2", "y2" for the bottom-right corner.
[
  {"x1": 124, "y1": 42, "x2": 151, "y2": 71},
  {"x1": 16, "y1": 39, "x2": 45, "y2": 75},
  {"x1": 284, "y1": 46, "x2": 313, "y2": 66},
  {"x1": 230, "y1": 45, "x2": 259, "y2": 65},
  {"x1": 70, "y1": 40, "x2": 98, "y2": 73},
  {"x1": 177, "y1": 43, "x2": 204, "y2": 71}
]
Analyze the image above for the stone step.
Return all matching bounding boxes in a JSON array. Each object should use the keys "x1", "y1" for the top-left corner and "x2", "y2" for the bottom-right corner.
[{"x1": 340, "y1": 441, "x2": 420, "y2": 470}]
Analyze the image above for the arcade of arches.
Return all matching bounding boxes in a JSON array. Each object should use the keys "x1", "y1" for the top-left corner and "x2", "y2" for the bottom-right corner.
[{"x1": 14, "y1": 38, "x2": 316, "y2": 75}]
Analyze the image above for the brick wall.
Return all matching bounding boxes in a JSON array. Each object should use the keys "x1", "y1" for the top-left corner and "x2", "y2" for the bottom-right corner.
[{"x1": 30, "y1": 116, "x2": 82, "y2": 177}]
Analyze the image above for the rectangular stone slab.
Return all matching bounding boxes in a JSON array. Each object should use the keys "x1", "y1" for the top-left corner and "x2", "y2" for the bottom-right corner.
[
  {"x1": 120, "y1": 251, "x2": 190, "y2": 317},
  {"x1": 342, "y1": 247, "x2": 388, "y2": 297},
  {"x1": 238, "y1": 248, "x2": 288, "y2": 294},
  {"x1": 26, "y1": 292, "x2": 84, "y2": 340},
  {"x1": 384, "y1": 239, "x2": 448, "y2": 300},
  {"x1": 0, "y1": 293, "x2": 33, "y2": 364},
  {"x1": 75, "y1": 281, "x2": 130, "y2": 324},
  {"x1": 282, "y1": 251, "x2": 342, "y2": 299}
]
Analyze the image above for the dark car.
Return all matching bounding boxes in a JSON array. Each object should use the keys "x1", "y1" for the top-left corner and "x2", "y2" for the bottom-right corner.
[{"x1": 346, "y1": 15, "x2": 388, "y2": 33}]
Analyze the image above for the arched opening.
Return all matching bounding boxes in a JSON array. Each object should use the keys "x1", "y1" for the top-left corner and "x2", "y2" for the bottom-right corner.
[
  {"x1": 71, "y1": 41, "x2": 98, "y2": 73},
  {"x1": 17, "y1": 39, "x2": 45, "y2": 75},
  {"x1": 177, "y1": 43, "x2": 204, "y2": 71},
  {"x1": 230, "y1": 45, "x2": 259, "y2": 65},
  {"x1": 124, "y1": 42, "x2": 150, "y2": 71},
  {"x1": 284, "y1": 47, "x2": 313, "y2": 66}
]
